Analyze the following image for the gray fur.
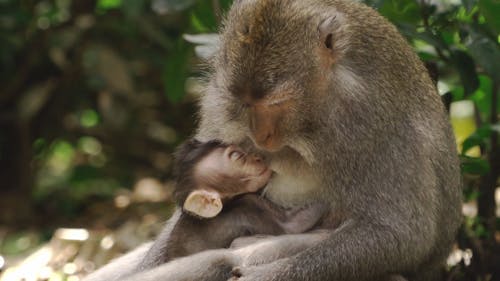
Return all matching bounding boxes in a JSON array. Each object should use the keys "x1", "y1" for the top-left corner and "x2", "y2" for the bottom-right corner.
[
  {"x1": 196, "y1": 0, "x2": 462, "y2": 280},
  {"x1": 123, "y1": 233, "x2": 329, "y2": 281}
]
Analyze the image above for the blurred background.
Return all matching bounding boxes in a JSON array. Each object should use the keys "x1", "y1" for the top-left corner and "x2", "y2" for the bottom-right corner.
[{"x1": 0, "y1": 0, "x2": 498, "y2": 280}]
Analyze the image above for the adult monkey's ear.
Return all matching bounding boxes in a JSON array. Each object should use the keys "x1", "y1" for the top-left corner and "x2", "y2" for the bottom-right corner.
[
  {"x1": 318, "y1": 16, "x2": 336, "y2": 52},
  {"x1": 317, "y1": 12, "x2": 349, "y2": 63}
]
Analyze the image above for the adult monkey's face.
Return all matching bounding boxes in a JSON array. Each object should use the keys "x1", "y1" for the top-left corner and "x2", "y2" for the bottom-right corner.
[{"x1": 205, "y1": 0, "x2": 341, "y2": 156}]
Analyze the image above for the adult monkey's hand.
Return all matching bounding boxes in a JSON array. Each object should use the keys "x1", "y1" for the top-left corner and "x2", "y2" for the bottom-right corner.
[{"x1": 229, "y1": 260, "x2": 285, "y2": 281}]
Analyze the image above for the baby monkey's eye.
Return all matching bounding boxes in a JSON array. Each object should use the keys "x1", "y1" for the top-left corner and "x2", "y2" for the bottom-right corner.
[{"x1": 229, "y1": 150, "x2": 245, "y2": 161}]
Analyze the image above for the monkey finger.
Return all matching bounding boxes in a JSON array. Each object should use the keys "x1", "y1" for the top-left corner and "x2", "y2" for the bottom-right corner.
[
  {"x1": 229, "y1": 265, "x2": 265, "y2": 281},
  {"x1": 231, "y1": 266, "x2": 243, "y2": 277}
]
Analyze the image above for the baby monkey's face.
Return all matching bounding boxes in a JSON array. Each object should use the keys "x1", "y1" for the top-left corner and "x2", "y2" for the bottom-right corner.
[{"x1": 195, "y1": 145, "x2": 272, "y2": 196}]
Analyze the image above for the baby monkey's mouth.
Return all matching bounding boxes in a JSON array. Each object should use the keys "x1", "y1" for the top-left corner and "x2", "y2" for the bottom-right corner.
[
  {"x1": 247, "y1": 161, "x2": 272, "y2": 175},
  {"x1": 241, "y1": 166, "x2": 272, "y2": 183},
  {"x1": 258, "y1": 167, "x2": 273, "y2": 177}
]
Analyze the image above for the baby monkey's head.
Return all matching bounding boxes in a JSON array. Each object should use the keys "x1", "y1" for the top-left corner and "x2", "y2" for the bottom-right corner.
[{"x1": 174, "y1": 139, "x2": 272, "y2": 218}]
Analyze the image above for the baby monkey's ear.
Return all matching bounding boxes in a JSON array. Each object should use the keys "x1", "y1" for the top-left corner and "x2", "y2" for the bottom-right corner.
[{"x1": 183, "y1": 190, "x2": 223, "y2": 218}]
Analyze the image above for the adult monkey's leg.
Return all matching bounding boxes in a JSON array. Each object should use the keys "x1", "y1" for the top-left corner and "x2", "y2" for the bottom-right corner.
[
  {"x1": 83, "y1": 210, "x2": 184, "y2": 281},
  {"x1": 82, "y1": 242, "x2": 152, "y2": 281},
  {"x1": 229, "y1": 232, "x2": 408, "y2": 281},
  {"x1": 123, "y1": 232, "x2": 328, "y2": 281}
]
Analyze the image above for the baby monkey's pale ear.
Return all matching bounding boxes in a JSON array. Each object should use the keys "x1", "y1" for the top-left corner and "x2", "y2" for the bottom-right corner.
[{"x1": 183, "y1": 190, "x2": 223, "y2": 218}]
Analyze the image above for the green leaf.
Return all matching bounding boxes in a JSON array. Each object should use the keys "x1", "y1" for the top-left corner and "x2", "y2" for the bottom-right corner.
[
  {"x1": 463, "y1": 187, "x2": 480, "y2": 201},
  {"x1": 469, "y1": 75, "x2": 495, "y2": 121},
  {"x1": 442, "y1": 31, "x2": 458, "y2": 46},
  {"x1": 460, "y1": 155, "x2": 490, "y2": 175},
  {"x1": 464, "y1": 26, "x2": 500, "y2": 83},
  {"x1": 456, "y1": 5, "x2": 478, "y2": 23},
  {"x1": 163, "y1": 40, "x2": 192, "y2": 103},
  {"x1": 121, "y1": 0, "x2": 145, "y2": 18},
  {"x1": 478, "y1": 0, "x2": 500, "y2": 35},
  {"x1": 378, "y1": 0, "x2": 421, "y2": 24},
  {"x1": 451, "y1": 86, "x2": 465, "y2": 102},
  {"x1": 452, "y1": 50, "x2": 480, "y2": 96},
  {"x1": 190, "y1": 12, "x2": 209, "y2": 32},
  {"x1": 462, "y1": 0, "x2": 478, "y2": 13},
  {"x1": 80, "y1": 109, "x2": 100, "y2": 128},
  {"x1": 473, "y1": 220, "x2": 488, "y2": 237},
  {"x1": 190, "y1": 0, "x2": 218, "y2": 32},
  {"x1": 97, "y1": 0, "x2": 122, "y2": 10},
  {"x1": 461, "y1": 126, "x2": 492, "y2": 154},
  {"x1": 220, "y1": 0, "x2": 235, "y2": 11},
  {"x1": 70, "y1": 165, "x2": 102, "y2": 183},
  {"x1": 399, "y1": 25, "x2": 448, "y2": 50}
]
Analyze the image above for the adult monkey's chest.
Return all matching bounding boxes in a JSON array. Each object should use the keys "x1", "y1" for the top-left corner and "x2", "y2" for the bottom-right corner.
[{"x1": 264, "y1": 156, "x2": 324, "y2": 208}]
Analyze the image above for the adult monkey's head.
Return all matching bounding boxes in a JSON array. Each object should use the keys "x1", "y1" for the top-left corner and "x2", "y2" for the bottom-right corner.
[{"x1": 197, "y1": 0, "x2": 354, "y2": 161}]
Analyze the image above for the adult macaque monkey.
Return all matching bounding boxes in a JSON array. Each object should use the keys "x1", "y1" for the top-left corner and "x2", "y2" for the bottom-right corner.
[
  {"x1": 84, "y1": 0, "x2": 462, "y2": 281},
  {"x1": 195, "y1": 0, "x2": 462, "y2": 280}
]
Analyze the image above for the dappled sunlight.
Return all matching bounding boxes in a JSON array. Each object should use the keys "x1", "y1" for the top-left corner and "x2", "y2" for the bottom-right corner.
[
  {"x1": 447, "y1": 247, "x2": 473, "y2": 267},
  {"x1": 132, "y1": 178, "x2": 171, "y2": 203},
  {"x1": 1, "y1": 246, "x2": 53, "y2": 281},
  {"x1": 0, "y1": 0, "x2": 498, "y2": 280},
  {"x1": 450, "y1": 101, "x2": 481, "y2": 157},
  {"x1": 54, "y1": 229, "x2": 89, "y2": 242}
]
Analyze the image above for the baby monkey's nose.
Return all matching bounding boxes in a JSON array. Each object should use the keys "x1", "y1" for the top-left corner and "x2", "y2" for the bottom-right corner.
[{"x1": 250, "y1": 154, "x2": 264, "y2": 163}]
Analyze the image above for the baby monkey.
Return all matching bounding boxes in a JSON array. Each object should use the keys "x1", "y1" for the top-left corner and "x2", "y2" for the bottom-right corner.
[
  {"x1": 174, "y1": 139, "x2": 273, "y2": 218},
  {"x1": 138, "y1": 139, "x2": 326, "y2": 270}
]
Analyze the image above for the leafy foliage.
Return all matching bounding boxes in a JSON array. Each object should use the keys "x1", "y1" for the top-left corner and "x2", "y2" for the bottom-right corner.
[
  {"x1": 0, "y1": 0, "x2": 498, "y2": 279},
  {"x1": 361, "y1": 1, "x2": 500, "y2": 279}
]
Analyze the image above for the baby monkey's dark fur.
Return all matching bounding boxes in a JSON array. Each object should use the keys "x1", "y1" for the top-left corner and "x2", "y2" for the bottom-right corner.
[
  {"x1": 138, "y1": 139, "x2": 326, "y2": 270},
  {"x1": 172, "y1": 139, "x2": 225, "y2": 207}
]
